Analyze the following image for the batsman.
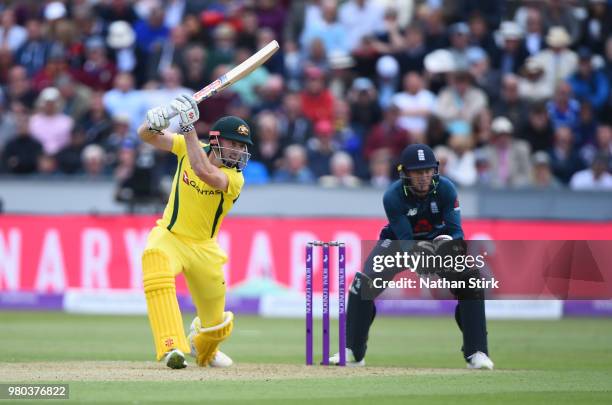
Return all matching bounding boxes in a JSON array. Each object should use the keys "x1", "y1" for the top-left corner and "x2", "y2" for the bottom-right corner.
[
  {"x1": 330, "y1": 144, "x2": 494, "y2": 369},
  {"x1": 138, "y1": 95, "x2": 252, "y2": 369}
]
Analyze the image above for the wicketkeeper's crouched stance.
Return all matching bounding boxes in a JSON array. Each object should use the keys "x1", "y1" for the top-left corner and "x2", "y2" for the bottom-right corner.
[
  {"x1": 330, "y1": 144, "x2": 494, "y2": 369},
  {"x1": 138, "y1": 95, "x2": 252, "y2": 369}
]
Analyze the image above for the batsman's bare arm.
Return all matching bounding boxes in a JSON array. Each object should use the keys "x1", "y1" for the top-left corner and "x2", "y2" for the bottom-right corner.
[
  {"x1": 183, "y1": 129, "x2": 229, "y2": 192},
  {"x1": 137, "y1": 124, "x2": 174, "y2": 152}
]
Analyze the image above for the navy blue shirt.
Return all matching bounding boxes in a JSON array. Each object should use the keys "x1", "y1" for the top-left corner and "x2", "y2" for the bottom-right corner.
[{"x1": 382, "y1": 176, "x2": 464, "y2": 241}]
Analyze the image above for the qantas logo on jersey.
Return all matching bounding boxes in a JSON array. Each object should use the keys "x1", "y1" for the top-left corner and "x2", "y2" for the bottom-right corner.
[{"x1": 182, "y1": 171, "x2": 221, "y2": 196}]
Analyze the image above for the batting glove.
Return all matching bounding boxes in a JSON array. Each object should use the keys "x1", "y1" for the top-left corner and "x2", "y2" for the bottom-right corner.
[
  {"x1": 146, "y1": 106, "x2": 172, "y2": 131},
  {"x1": 171, "y1": 94, "x2": 199, "y2": 127}
]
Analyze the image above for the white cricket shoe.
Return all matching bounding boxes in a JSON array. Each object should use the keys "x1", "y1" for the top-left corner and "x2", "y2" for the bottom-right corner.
[
  {"x1": 164, "y1": 348, "x2": 187, "y2": 369},
  {"x1": 329, "y1": 348, "x2": 365, "y2": 367},
  {"x1": 467, "y1": 351, "x2": 494, "y2": 370},
  {"x1": 209, "y1": 350, "x2": 233, "y2": 368}
]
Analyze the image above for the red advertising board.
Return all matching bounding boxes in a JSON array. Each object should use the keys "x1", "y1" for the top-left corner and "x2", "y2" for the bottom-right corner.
[{"x1": 1, "y1": 215, "x2": 611, "y2": 295}]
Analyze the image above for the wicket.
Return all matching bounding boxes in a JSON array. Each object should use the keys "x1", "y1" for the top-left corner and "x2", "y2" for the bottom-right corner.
[{"x1": 306, "y1": 241, "x2": 346, "y2": 366}]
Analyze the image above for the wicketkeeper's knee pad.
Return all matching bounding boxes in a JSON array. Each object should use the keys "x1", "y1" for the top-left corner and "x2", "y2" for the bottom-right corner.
[
  {"x1": 191, "y1": 311, "x2": 234, "y2": 367},
  {"x1": 142, "y1": 249, "x2": 190, "y2": 360}
]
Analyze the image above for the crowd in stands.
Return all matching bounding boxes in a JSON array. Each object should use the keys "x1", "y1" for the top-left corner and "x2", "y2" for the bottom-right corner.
[{"x1": 1, "y1": 0, "x2": 612, "y2": 201}]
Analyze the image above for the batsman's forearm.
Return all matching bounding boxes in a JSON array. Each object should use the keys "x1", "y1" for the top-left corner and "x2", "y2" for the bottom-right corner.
[
  {"x1": 184, "y1": 132, "x2": 214, "y2": 175},
  {"x1": 138, "y1": 124, "x2": 161, "y2": 142}
]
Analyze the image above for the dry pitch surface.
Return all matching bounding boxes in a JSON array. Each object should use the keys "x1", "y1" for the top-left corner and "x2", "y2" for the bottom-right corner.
[{"x1": 0, "y1": 361, "x2": 471, "y2": 382}]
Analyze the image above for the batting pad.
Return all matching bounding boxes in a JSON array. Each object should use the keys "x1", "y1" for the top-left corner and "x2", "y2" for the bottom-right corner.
[
  {"x1": 192, "y1": 311, "x2": 234, "y2": 366},
  {"x1": 142, "y1": 249, "x2": 190, "y2": 361}
]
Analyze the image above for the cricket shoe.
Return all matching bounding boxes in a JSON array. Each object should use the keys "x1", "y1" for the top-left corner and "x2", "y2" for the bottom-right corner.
[
  {"x1": 329, "y1": 348, "x2": 365, "y2": 367},
  {"x1": 209, "y1": 350, "x2": 233, "y2": 368},
  {"x1": 466, "y1": 351, "x2": 494, "y2": 370},
  {"x1": 164, "y1": 349, "x2": 187, "y2": 369}
]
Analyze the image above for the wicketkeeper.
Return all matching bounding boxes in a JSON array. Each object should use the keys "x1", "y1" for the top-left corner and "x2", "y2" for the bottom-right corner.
[
  {"x1": 138, "y1": 94, "x2": 252, "y2": 369},
  {"x1": 330, "y1": 144, "x2": 493, "y2": 369}
]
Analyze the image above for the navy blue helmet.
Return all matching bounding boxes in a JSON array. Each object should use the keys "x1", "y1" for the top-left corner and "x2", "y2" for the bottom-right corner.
[{"x1": 397, "y1": 144, "x2": 439, "y2": 196}]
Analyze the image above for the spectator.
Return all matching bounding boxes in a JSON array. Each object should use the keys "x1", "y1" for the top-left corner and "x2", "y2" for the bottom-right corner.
[
  {"x1": 319, "y1": 151, "x2": 361, "y2": 187},
  {"x1": 467, "y1": 46, "x2": 501, "y2": 104},
  {"x1": 393, "y1": 23, "x2": 427, "y2": 76},
  {"x1": 6, "y1": 65, "x2": 37, "y2": 109},
  {"x1": 520, "y1": 102, "x2": 555, "y2": 152},
  {"x1": 103, "y1": 114, "x2": 137, "y2": 169},
  {"x1": 254, "y1": 75, "x2": 285, "y2": 114},
  {"x1": 338, "y1": 0, "x2": 385, "y2": 52},
  {"x1": 0, "y1": 8, "x2": 27, "y2": 53},
  {"x1": 531, "y1": 151, "x2": 562, "y2": 189},
  {"x1": 579, "y1": 0, "x2": 611, "y2": 55},
  {"x1": 568, "y1": 47, "x2": 610, "y2": 113},
  {"x1": 32, "y1": 46, "x2": 70, "y2": 94},
  {"x1": 29, "y1": 87, "x2": 73, "y2": 156},
  {"x1": 581, "y1": 124, "x2": 612, "y2": 168},
  {"x1": 278, "y1": 92, "x2": 313, "y2": 147},
  {"x1": 518, "y1": 57, "x2": 552, "y2": 102},
  {"x1": 363, "y1": 104, "x2": 410, "y2": 162},
  {"x1": 273, "y1": 144, "x2": 315, "y2": 183},
  {"x1": 492, "y1": 21, "x2": 528, "y2": 75},
  {"x1": 133, "y1": 6, "x2": 169, "y2": 56},
  {"x1": 522, "y1": 7, "x2": 545, "y2": 56},
  {"x1": 94, "y1": 0, "x2": 138, "y2": 25},
  {"x1": 533, "y1": 26, "x2": 578, "y2": 98},
  {"x1": 207, "y1": 23, "x2": 237, "y2": 79},
  {"x1": 0, "y1": 96, "x2": 17, "y2": 154},
  {"x1": 435, "y1": 70, "x2": 488, "y2": 137},
  {"x1": 445, "y1": 136, "x2": 478, "y2": 187},
  {"x1": 547, "y1": 81, "x2": 580, "y2": 131},
  {"x1": 447, "y1": 22, "x2": 471, "y2": 71},
  {"x1": 71, "y1": 36, "x2": 117, "y2": 91},
  {"x1": 468, "y1": 12, "x2": 497, "y2": 58},
  {"x1": 375, "y1": 55, "x2": 400, "y2": 110},
  {"x1": 232, "y1": 47, "x2": 271, "y2": 108},
  {"x1": 55, "y1": 129, "x2": 87, "y2": 174},
  {"x1": 106, "y1": 21, "x2": 139, "y2": 74},
  {"x1": 146, "y1": 25, "x2": 190, "y2": 82},
  {"x1": 81, "y1": 144, "x2": 107, "y2": 178},
  {"x1": 103, "y1": 72, "x2": 145, "y2": 134},
  {"x1": 492, "y1": 74, "x2": 529, "y2": 130},
  {"x1": 256, "y1": 0, "x2": 287, "y2": 42},
  {"x1": 548, "y1": 125, "x2": 585, "y2": 184},
  {"x1": 80, "y1": 91, "x2": 113, "y2": 145},
  {"x1": 570, "y1": 153, "x2": 612, "y2": 190},
  {"x1": 369, "y1": 6, "x2": 404, "y2": 55},
  {"x1": 15, "y1": 18, "x2": 54, "y2": 77},
  {"x1": 308, "y1": 119, "x2": 338, "y2": 178},
  {"x1": 426, "y1": 114, "x2": 450, "y2": 148},
  {"x1": 368, "y1": 148, "x2": 392, "y2": 188},
  {"x1": 180, "y1": 44, "x2": 208, "y2": 92},
  {"x1": 542, "y1": 0, "x2": 580, "y2": 45},
  {"x1": 477, "y1": 116, "x2": 532, "y2": 188},
  {"x1": 300, "y1": 0, "x2": 348, "y2": 56},
  {"x1": 250, "y1": 112, "x2": 283, "y2": 176},
  {"x1": 236, "y1": 7, "x2": 259, "y2": 52},
  {"x1": 2, "y1": 113, "x2": 42, "y2": 174},
  {"x1": 328, "y1": 51, "x2": 357, "y2": 99},
  {"x1": 56, "y1": 74, "x2": 92, "y2": 123},
  {"x1": 300, "y1": 66, "x2": 335, "y2": 123},
  {"x1": 416, "y1": 5, "x2": 447, "y2": 51},
  {"x1": 392, "y1": 71, "x2": 435, "y2": 139},
  {"x1": 471, "y1": 108, "x2": 494, "y2": 148},
  {"x1": 575, "y1": 101, "x2": 598, "y2": 148},
  {"x1": 348, "y1": 77, "x2": 382, "y2": 135}
]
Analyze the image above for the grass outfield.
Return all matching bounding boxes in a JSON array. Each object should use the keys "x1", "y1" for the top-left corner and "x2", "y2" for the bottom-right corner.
[{"x1": 0, "y1": 312, "x2": 611, "y2": 404}]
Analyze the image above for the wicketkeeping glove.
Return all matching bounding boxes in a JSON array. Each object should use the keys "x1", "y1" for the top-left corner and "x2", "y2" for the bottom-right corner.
[
  {"x1": 171, "y1": 94, "x2": 199, "y2": 127},
  {"x1": 146, "y1": 106, "x2": 172, "y2": 131}
]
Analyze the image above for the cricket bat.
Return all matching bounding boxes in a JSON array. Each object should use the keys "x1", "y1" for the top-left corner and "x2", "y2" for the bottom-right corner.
[{"x1": 168, "y1": 40, "x2": 280, "y2": 117}]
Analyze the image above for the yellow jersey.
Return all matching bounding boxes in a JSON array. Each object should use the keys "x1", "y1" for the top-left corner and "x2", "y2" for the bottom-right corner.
[{"x1": 157, "y1": 135, "x2": 244, "y2": 241}]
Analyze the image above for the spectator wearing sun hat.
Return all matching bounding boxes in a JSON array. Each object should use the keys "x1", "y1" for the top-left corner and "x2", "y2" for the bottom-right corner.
[{"x1": 532, "y1": 26, "x2": 578, "y2": 98}]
